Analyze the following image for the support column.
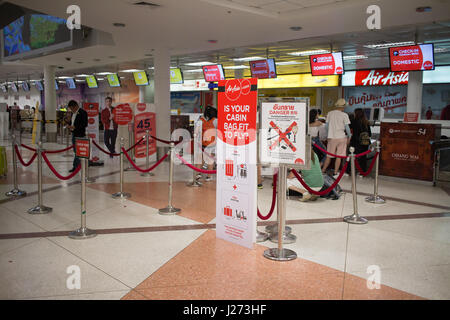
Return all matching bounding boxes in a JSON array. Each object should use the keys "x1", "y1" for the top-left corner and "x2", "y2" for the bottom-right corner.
[
  {"x1": 154, "y1": 48, "x2": 171, "y2": 159},
  {"x1": 44, "y1": 65, "x2": 57, "y2": 142},
  {"x1": 406, "y1": 71, "x2": 423, "y2": 121}
]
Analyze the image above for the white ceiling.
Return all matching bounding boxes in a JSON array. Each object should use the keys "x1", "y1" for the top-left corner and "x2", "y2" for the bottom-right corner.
[{"x1": 2, "y1": 0, "x2": 450, "y2": 81}]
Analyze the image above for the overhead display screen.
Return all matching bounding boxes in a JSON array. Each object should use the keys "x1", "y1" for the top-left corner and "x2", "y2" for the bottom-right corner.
[
  {"x1": 86, "y1": 75, "x2": 98, "y2": 88},
  {"x1": 22, "y1": 82, "x2": 30, "y2": 91},
  {"x1": 310, "y1": 52, "x2": 344, "y2": 76},
  {"x1": 1, "y1": 85, "x2": 7, "y2": 93},
  {"x1": 35, "y1": 81, "x2": 44, "y2": 91},
  {"x1": 106, "y1": 73, "x2": 121, "y2": 87},
  {"x1": 133, "y1": 71, "x2": 149, "y2": 86},
  {"x1": 389, "y1": 44, "x2": 435, "y2": 72},
  {"x1": 66, "y1": 78, "x2": 76, "y2": 89},
  {"x1": 249, "y1": 58, "x2": 277, "y2": 79},
  {"x1": 3, "y1": 14, "x2": 71, "y2": 61},
  {"x1": 11, "y1": 83, "x2": 18, "y2": 92},
  {"x1": 55, "y1": 80, "x2": 59, "y2": 90},
  {"x1": 202, "y1": 65, "x2": 225, "y2": 82},
  {"x1": 170, "y1": 68, "x2": 184, "y2": 84}
]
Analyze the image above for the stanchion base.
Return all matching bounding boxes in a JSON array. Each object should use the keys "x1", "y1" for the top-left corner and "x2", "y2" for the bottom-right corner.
[
  {"x1": 269, "y1": 232, "x2": 297, "y2": 244},
  {"x1": 124, "y1": 167, "x2": 136, "y2": 172},
  {"x1": 27, "y1": 205, "x2": 52, "y2": 214},
  {"x1": 256, "y1": 230, "x2": 269, "y2": 242},
  {"x1": 263, "y1": 248, "x2": 297, "y2": 261},
  {"x1": 85, "y1": 177, "x2": 96, "y2": 183},
  {"x1": 69, "y1": 227, "x2": 97, "y2": 240},
  {"x1": 159, "y1": 206, "x2": 181, "y2": 215},
  {"x1": 265, "y1": 224, "x2": 292, "y2": 235},
  {"x1": 186, "y1": 180, "x2": 202, "y2": 187},
  {"x1": 343, "y1": 214, "x2": 368, "y2": 224},
  {"x1": 5, "y1": 189, "x2": 27, "y2": 197},
  {"x1": 140, "y1": 172, "x2": 155, "y2": 177},
  {"x1": 112, "y1": 192, "x2": 131, "y2": 199},
  {"x1": 365, "y1": 195, "x2": 386, "y2": 204}
]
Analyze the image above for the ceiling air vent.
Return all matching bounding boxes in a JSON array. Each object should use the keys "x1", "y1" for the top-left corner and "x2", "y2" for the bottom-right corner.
[{"x1": 133, "y1": 1, "x2": 160, "y2": 7}]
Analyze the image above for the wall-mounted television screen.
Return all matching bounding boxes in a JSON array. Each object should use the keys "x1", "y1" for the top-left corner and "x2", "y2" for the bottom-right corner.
[
  {"x1": 85, "y1": 75, "x2": 98, "y2": 88},
  {"x1": 249, "y1": 58, "x2": 277, "y2": 79},
  {"x1": 11, "y1": 83, "x2": 18, "y2": 92},
  {"x1": 170, "y1": 68, "x2": 183, "y2": 84},
  {"x1": 106, "y1": 73, "x2": 121, "y2": 87},
  {"x1": 21, "y1": 81, "x2": 30, "y2": 91},
  {"x1": 66, "y1": 77, "x2": 76, "y2": 89},
  {"x1": 309, "y1": 52, "x2": 344, "y2": 76},
  {"x1": 202, "y1": 65, "x2": 225, "y2": 82},
  {"x1": 1, "y1": 85, "x2": 7, "y2": 93},
  {"x1": 34, "y1": 80, "x2": 44, "y2": 91},
  {"x1": 55, "y1": 80, "x2": 59, "y2": 90},
  {"x1": 389, "y1": 43, "x2": 435, "y2": 72},
  {"x1": 133, "y1": 71, "x2": 149, "y2": 86}
]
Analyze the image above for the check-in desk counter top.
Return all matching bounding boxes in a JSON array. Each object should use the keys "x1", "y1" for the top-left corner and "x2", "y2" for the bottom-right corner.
[{"x1": 380, "y1": 122, "x2": 441, "y2": 181}]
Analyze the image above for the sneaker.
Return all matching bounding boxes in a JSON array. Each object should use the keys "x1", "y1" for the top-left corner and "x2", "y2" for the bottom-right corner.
[
  {"x1": 257, "y1": 184, "x2": 263, "y2": 189},
  {"x1": 299, "y1": 192, "x2": 312, "y2": 202},
  {"x1": 332, "y1": 172, "x2": 339, "y2": 179},
  {"x1": 310, "y1": 195, "x2": 319, "y2": 201},
  {"x1": 205, "y1": 176, "x2": 212, "y2": 182}
]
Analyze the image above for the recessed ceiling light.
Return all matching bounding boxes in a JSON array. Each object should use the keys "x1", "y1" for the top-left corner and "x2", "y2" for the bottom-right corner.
[
  {"x1": 364, "y1": 41, "x2": 415, "y2": 49},
  {"x1": 290, "y1": 26, "x2": 302, "y2": 31},
  {"x1": 207, "y1": 40, "x2": 218, "y2": 43},
  {"x1": 288, "y1": 50, "x2": 329, "y2": 56},
  {"x1": 185, "y1": 62, "x2": 214, "y2": 66},
  {"x1": 232, "y1": 56, "x2": 264, "y2": 62},
  {"x1": 343, "y1": 55, "x2": 368, "y2": 61},
  {"x1": 113, "y1": 22, "x2": 126, "y2": 27},
  {"x1": 94, "y1": 59, "x2": 101, "y2": 62},
  {"x1": 109, "y1": 56, "x2": 116, "y2": 59}
]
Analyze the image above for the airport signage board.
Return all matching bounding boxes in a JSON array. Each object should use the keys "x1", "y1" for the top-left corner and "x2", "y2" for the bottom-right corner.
[
  {"x1": 216, "y1": 78, "x2": 258, "y2": 249},
  {"x1": 249, "y1": 59, "x2": 276, "y2": 79},
  {"x1": 75, "y1": 138, "x2": 90, "y2": 159},
  {"x1": 389, "y1": 44, "x2": 434, "y2": 72},
  {"x1": 83, "y1": 102, "x2": 100, "y2": 161},
  {"x1": 134, "y1": 103, "x2": 156, "y2": 160},
  {"x1": 310, "y1": 52, "x2": 344, "y2": 76},
  {"x1": 113, "y1": 103, "x2": 133, "y2": 125}
]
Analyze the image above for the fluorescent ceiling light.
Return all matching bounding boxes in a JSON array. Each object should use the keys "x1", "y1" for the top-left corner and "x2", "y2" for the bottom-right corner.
[
  {"x1": 57, "y1": 76, "x2": 71, "y2": 79},
  {"x1": 95, "y1": 72, "x2": 114, "y2": 75},
  {"x1": 97, "y1": 78, "x2": 105, "y2": 81},
  {"x1": 76, "y1": 74, "x2": 91, "y2": 77},
  {"x1": 223, "y1": 65, "x2": 249, "y2": 69},
  {"x1": 364, "y1": 41, "x2": 415, "y2": 49},
  {"x1": 184, "y1": 62, "x2": 214, "y2": 66},
  {"x1": 148, "y1": 66, "x2": 178, "y2": 69},
  {"x1": 75, "y1": 79, "x2": 85, "y2": 82},
  {"x1": 434, "y1": 47, "x2": 448, "y2": 53},
  {"x1": 343, "y1": 55, "x2": 368, "y2": 61},
  {"x1": 288, "y1": 50, "x2": 329, "y2": 56},
  {"x1": 184, "y1": 69, "x2": 203, "y2": 73},
  {"x1": 120, "y1": 69, "x2": 143, "y2": 73},
  {"x1": 275, "y1": 61, "x2": 304, "y2": 65},
  {"x1": 232, "y1": 56, "x2": 264, "y2": 62}
]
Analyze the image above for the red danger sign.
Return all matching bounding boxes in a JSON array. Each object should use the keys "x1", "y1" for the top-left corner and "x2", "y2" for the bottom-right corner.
[{"x1": 75, "y1": 138, "x2": 90, "y2": 159}]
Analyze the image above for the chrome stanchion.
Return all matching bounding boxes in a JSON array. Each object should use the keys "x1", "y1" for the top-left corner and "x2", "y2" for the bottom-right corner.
[
  {"x1": 112, "y1": 137, "x2": 131, "y2": 199},
  {"x1": 256, "y1": 230, "x2": 269, "y2": 242},
  {"x1": 62, "y1": 127, "x2": 72, "y2": 158},
  {"x1": 28, "y1": 142, "x2": 52, "y2": 214},
  {"x1": 124, "y1": 127, "x2": 136, "y2": 171},
  {"x1": 159, "y1": 142, "x2": 181, "y2": 215},
  {"x1": 344, "y1": 147, "x2": 368, "y2": 224},
  {"x1": 264, "y1": 165, "x2": 297, "y2": 261},
  {"x1": 141, "y1": 130, "x2": 154, "y2": 177},
  {"x1": 69, "y1": 157, "x2": 97, "y2": 239},
  {"x1": 365, "y1": 140, "x2": 386, "y2": 204},
  {"x1": 186, "y1": 134, "x2": 202, "y2": 187},
  {"x1": 84, "y1": 138, "x2": 96, "y2": 183},
  {"x1": 5, "y1": 134, "x2": 27, "y2": 197}
]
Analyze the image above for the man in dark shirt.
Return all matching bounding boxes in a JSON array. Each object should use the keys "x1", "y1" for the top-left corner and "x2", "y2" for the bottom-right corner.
[{"x1": 67, "y1": 100, "x2": 88, "y2": 172}]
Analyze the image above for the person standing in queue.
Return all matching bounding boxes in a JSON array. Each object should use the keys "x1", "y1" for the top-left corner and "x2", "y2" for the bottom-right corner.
[
  {"x1": 200, "y1": 106, "x2": 217, "y2": 182},
  {"x1": 321, "y1": 98, "x2": 352, "y2": 178},
  {"x1": 101, "y1": 97, "x2": 118, "y2": 158},
  {"x1": 350, "y1": 108, "x2": 372, "y2": 174},
  {"x1": 67, "y1": 100, "x2": 88, "y2": 173}
]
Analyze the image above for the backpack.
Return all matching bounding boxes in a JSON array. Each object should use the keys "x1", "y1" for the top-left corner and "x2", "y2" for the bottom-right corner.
[
  {"x1": 319, "y1": 174, "x2": 343, "y2": 200},
  {"x1": 359, "y1": 131, "x2": 371, "y2": 146}
]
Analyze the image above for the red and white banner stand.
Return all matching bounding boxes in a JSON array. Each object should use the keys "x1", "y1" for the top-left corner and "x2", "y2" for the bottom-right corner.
[
  {"x1": 83, "y1": 103, "x2": 100, "y2": 162},
  {"x1": 134, "y1": 103, "x2": 156, "y2": 162},
  {"x1": 216, "y1": 78, "x2": 258, "y2": 249}
]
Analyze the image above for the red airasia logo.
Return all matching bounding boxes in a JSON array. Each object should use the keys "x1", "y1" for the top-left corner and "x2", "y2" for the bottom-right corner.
[
  {"x1": 88, "y1": 118, "x2": 95, "y2": 125},
  {"x1": 295, "y1": 158, "x2": 304, "y2": 165},
  {"x1": 240, "y1": 79, "x2": 251, "y2": 95},
  {"x1": 137, "y1": 103, "x2": 146, "y2": 112},
  {"x1": 336, "y1": 67, "x2": 343, "y2": 74},
  {"x1": 423, "y1": 61, "x2": 433, "y2": 70},
  {"x1": 225, "y1": 79, "x2": 242, "y2": 101}
]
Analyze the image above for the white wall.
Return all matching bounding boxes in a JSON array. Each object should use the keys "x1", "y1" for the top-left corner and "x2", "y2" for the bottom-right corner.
[{"x1": 0, "y1": 86, "x2": 42, "y2": 109}]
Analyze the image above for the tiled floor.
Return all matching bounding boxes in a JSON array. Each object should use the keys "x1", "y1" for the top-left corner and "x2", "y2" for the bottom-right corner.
[{"x1": 0, "y1": 135, "x2": 449, "y2": 300}]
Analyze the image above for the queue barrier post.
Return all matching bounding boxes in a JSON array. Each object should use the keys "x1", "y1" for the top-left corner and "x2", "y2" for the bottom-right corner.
[
  {"x1": 124, "y1": 126, "x2": 136, "y2": 171},
  {"x1": 5, "y1": 134, "x2": 27, "y2": 197},
  {"x1": 140, "y1": 130, "x2": 155, "y2": 177},
  {"x1": 264, "y1": 165, "x2": 297, "y2": 261},
  {"x1": 186, "y1": 133, "x2": 202, "y2": 187},
  {"x1": 27, "y1": 141, "x2": 52, "y2": 214},
  {"x1": 159, "y1": 142, "x2": 181, "y2": 215},
  {"x1": 62, "y1": 127, "x2": 72, "y2": 158},
  {"x1": 85, "y1": 138, "x2": 96, "y2": 183},
  {"x1": 365, "y1": 140, "x2": 386, "y2": 204},
  {"x1": 69, "y1": 157, "x2": 97, "y2": 239},
  {"x1": 112, "y1": 138, "x2": 131, "y2": 199},
  {"x1": 344, "y1": 147, "x2": 368, "y2": 224}
]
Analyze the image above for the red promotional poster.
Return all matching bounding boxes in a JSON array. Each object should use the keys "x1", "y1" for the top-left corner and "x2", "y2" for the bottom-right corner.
[
  {"x1": 134, "y1": 103, "x2": 156, "y2": 159},
  {"x1": 75, "y1": 138, "x2": 90, "y2": 159},
  {"x1": 113, "y1": 104, "x2": 133, "y2": 125},
  {"x1": 354, "y1": 69, "x2": 409, "y2": 86},
  {"x1": 83, "y1": 102, "x2": 99, "y2": 117},
  {"x1": 202, "y1": 65, "x2": 225, "y2": 82},
  {"x1": 249, "y1": 59, "x2": 276, "y2": 79},
  {"x1": 310, "y1": 52, "x2": 344, "y2": 76},
  {"x1": 83, "y1": 103, "x2": 100, "y2": 161},
  {"x1": 403, "y1": 112, "x2": 419, "y2": 122},
  {"x1": 217, "y1": 78, "x2": 258, "y2": 146},
  {"x1": 389, "y1": 44, "x2": 434, "y2": 72}
]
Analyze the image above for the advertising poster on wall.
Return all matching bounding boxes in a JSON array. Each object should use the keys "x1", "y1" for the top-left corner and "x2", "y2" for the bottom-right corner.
[
  {"x1": 83, "y1": 102, "x2": 100, "y2": 161},
  {"x1": 344, "y1": 86, "x2": 408, "y2": 115},
  {"x1": 134, "y1": 103, "x2": 156, "y2": 161},
  {"x1": 170, "y1": 92, "x2": 202, "y2": 113},
  {"x1": 260, "y1": 101, "x2": 309, "y2": 166},
  {"x1": 216, "y1": 78, "x2": 258, "y2": 249}
]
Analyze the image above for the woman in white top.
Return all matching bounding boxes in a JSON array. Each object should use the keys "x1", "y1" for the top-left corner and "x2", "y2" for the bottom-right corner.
[{"x1": 309, "y1": 109, "x2": 327, "y2": 164}]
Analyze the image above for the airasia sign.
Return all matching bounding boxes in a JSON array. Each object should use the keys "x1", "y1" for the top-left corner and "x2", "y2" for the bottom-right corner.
[{"x1": 354, "y1": 69, "x2": 409, "y2": 86}]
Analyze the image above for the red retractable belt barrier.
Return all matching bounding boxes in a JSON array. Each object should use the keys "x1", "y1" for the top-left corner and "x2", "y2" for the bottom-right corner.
[
  {"x1": 257, "y1": 173, "x2": 277, "y2": 220},
  {"x1": 122, "y1": 147, "x2": 168, "y2": 173},
  {"x1": 355, "y1": 152, "x2": 379, "y2": 176},
  {"x1": 41, "y1": 152, "x2": 81, "y2": 180},
  {"x1": 15, "y1": 145, "x2": 37, "y2": 167},
  {"x1": 175, "y1": 154, "x2": 217, "y2": 174}
]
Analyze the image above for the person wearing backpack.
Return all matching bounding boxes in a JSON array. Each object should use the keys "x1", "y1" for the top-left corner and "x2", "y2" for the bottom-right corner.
[{"x1": 350, "y1": 108, "x2": 372, "y2": 174}]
